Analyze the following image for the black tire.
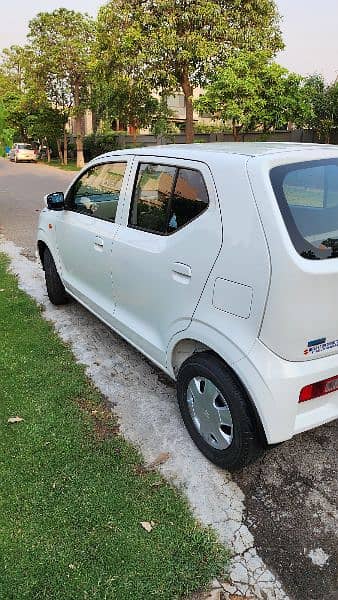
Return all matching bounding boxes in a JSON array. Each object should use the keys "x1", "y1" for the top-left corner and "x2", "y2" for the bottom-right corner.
[
  {"x1": 177, "y1": 352, "x2": 265, "y2": 471},
  {"x1": 43, "y1": 247, "x2": 68, "y2": 305}
]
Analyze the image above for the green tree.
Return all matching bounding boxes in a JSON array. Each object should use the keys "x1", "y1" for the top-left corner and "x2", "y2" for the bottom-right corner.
[
  {"x1": 28, "y1": 8, "x2": 94, "y2": 167},
  {"x1": 196, "y1": 51, "x2": 306, "y2": 139},
  {"x1": 0, "y1": 101, "x2": 14, "y2": 155},
  {"x1": 96, "y1": 0, "x2": 283, "y2": 143},
  {"x1": 25, "y1": 98, "x2": 66, "y2": 162},
  {"x1": 300, "y1": 75, "x2": 338, "y2": 143},
  {"x1": 92, "y1": 76, "x2": 159, "y2": 141},
  {"x1": 150, "y1": 97, "x2": 177, "y2": 140},
  {"x1": 0, "y1": 45, "x2": 34, "y2": 143},
  {"x1": 1, "y1": 45, "x2": 29, "y2": 92},
  {"x1": 253, "y1": 64, "x2": 307, "y2": 132},
  {"x1": 327, "y1": 81, "x2": 338, "y2": 130},
  {"x1": 0, "y1": 90, "x2": 28, "y2": 140}
]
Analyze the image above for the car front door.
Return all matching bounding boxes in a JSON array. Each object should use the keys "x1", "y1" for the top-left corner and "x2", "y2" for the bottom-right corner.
[
  {"x1": 54, "y1": 158, "x2": 132, "y2": 323},
  {"x1": 111, "y1": 157, "x2": 223, "y2": 366}
]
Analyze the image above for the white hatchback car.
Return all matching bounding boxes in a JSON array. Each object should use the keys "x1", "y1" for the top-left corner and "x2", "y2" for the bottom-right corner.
[
  {"x1": 37, "y1": 143, "x2": 338, "y2": 470},
  {"x1": 9, "y1": 142, "x2": 37, "y2": 163}
]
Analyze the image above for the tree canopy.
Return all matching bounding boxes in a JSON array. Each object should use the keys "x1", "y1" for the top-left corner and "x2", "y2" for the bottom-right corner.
[
  {"x1": 196, "y1": 51, "x2": 308, "y2": 139},
  {"x1": 0, "y1": 2, "x2": 336, "y2": 160},
  {"x1": 299, "y1": 75, "x2": 338, "y2": 143},
  {"x1": 96, "y1": 0, "x2": 284, "y2": 141},
  {"x1": 27, "y1": 8, "x2": 95, "y2": 166}
]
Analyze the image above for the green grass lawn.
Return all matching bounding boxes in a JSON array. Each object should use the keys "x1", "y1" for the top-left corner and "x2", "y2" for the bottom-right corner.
[
  {"x1": 40, "y1": 159, "x2": 81, "y2": 171},
  {"x1": 0, "y1": 255, "x2": 228, "y2": 600}
]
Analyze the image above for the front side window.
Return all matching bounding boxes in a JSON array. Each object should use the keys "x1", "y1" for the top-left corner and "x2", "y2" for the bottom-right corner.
[
  {"x1": 68, "y1": 162, "x2": 127, "y2": 223},
  {"x1": 129, "y1": 163, "x2": 209, "y2": 234},
  {"x1": 271, "y1": 159, "x2": 338, "y2": 259}
]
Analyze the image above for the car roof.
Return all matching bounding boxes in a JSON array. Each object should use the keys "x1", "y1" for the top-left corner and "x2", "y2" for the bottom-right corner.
[{"x1": 98, "y1": 142, "x2": 338, "y2": 161}]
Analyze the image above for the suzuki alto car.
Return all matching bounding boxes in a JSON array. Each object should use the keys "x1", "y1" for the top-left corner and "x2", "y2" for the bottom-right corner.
[
  {"x1": 9, "y1": 142, "x2": 37, "y2": 163},
  {"x1": 37, "y1": 143, "x2": 338, "y2": 470}
]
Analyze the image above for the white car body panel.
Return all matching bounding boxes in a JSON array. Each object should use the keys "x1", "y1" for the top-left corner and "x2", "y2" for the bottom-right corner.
[
  {"x1": 53, "y1": 157, "x2": 134, "y2": 325},
  {"x1": 247, "y1": 148, "x2": 338, "y2": 362},
  {"x1": 37, "y1": 143, "x2": 338, "y2": 446},
  {"x1": 110, "y1": 156, "x2": 223, "y2": 365}
]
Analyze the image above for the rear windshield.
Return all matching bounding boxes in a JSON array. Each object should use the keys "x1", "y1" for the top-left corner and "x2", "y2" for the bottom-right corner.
[
  {"x1": 18, "y1": 144, "x2": 33, "y2": 150},
  {"x1": 270, "y1": 159, "x2": 338, "y2": 259}
]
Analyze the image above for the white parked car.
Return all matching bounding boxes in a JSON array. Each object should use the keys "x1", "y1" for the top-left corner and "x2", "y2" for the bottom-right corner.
[
  {"x1": 37, "y1": 143, "x2": 338, "y2": 470},
  {"x1": 9, "y1": 142, "x2": 37, "y2": 163}
]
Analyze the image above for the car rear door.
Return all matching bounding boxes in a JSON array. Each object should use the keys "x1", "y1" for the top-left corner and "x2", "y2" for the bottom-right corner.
[{"x1": 111, "y1": 156, "x2": 223, "y2": 365}]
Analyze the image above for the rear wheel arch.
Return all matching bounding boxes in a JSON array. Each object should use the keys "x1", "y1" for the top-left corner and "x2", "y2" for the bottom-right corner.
[
  {"x1": 176, "y1": 350, "x2": 267, "y2": 469},
  {"x1": 171, "y1": 339, "x2": 267, "y2": 446}
]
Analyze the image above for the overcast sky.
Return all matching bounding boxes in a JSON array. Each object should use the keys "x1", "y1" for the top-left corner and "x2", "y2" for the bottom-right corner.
[{"x1": 1, "y1": 0, "x2": 337, "y2": 83}]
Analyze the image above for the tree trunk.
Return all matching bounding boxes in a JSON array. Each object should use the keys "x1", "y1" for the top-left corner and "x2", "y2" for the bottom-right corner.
[
  {"x1": 232, "y1": 119, "x2": 238, "y2": 142},
  {"x1": 181, "y1": 68, "x2": 194, "y2": 144},
  {"x1": 74, "y1": 80, "x2": 85, "y2": 168},
  {"x1": 57, "y1": 139, "x2": 64, "y2": 164},
  {"x1": 63, "y1": 126, "x2": 68, "y2": 166},
  {"x1": 129, "y1": 121, "x2": 138, "y2": 145},
  {"x1": 92, "y1": 110, "x2": 97, "y2": 134},
  {"x1": 46, "y1": 146, "x2": 51, "y2": 163},
  {"x1": 75, "y1": 116, "x2": 85, "y2": 168}
]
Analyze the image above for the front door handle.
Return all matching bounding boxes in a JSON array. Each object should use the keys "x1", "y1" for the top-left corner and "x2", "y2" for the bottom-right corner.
[{"x1": 172, "y1": 262, "x2": 192, "y2": 278}]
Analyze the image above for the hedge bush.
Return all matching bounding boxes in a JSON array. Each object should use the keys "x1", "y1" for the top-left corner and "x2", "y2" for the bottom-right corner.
[{"x1": 83, "y1": 132, "x2": 121, "y2": 161}]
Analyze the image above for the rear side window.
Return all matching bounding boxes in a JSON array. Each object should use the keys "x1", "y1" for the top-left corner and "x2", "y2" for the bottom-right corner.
[
  {"x1": 169, "y1": 168, "x2": 209, "y2": 232},
  {"x1": 129, "y1": 163, "x2": 209, "y2": 234},
  {"x1": 271, "y1": 159, "x2": 338, "y2": 259},
  {"x1": 129, "y1": 164, "x2": 175, "y2": 233}
]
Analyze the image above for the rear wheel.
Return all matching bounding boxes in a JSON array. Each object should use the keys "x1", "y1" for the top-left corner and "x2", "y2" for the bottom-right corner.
[
  {"x1": 43, "y1": 247, "x2": 68, "y2": 305},
  {"x1": 177, "y1": 352, "x2": 265, "y2": 471}
]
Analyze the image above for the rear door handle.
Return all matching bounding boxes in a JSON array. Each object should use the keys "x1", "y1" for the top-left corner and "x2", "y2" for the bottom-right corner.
[
  {"x1": 94, "y1": 236, "x2": 104, "y2": 249},
  {"x1": 172, "y1": 262, "x2": 192, "y2": 278}
]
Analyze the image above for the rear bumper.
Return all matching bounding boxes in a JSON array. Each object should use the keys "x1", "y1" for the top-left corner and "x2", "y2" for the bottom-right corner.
[
  {"x1": 17, "y1": 154, "x2": 37, "y2": 161},
  {"x1": 236, "y1": 340, "x2": 338, "y2": 444}
]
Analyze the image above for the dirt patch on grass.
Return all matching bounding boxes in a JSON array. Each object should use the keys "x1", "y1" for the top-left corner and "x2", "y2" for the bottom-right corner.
[{"x1": 75, "y1": 396, "x2": 120, "y2": 440}]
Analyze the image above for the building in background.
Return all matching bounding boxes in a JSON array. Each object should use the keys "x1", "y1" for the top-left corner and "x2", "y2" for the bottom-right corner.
[{"x1": 69, "y1": 88, "x2": 220, "y2": 136}]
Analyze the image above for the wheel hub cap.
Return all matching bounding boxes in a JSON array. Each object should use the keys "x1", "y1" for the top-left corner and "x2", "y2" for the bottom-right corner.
[{"x1": 187, "y1": 377, "x2": 233, "y2": 450}]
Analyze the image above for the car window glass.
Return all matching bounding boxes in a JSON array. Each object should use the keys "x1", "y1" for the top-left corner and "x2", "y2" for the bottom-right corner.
[
  {"x1": 168, "y1": 168, "x2": 209, "y2": 232},
  {"x1": 271, "y1": 160, "x2": 338, "y2": 259},
  {"x1": 70, "y1": 162, "x2": 127, "y2": 222},
  {"x1": 129, "y1": 163, "x2": 176, "y2": 233}
]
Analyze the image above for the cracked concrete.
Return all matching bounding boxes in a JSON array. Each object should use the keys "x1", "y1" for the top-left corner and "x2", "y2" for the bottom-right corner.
[{"x1": 0, "y1": 238, "x2": 289, "y2": 600}]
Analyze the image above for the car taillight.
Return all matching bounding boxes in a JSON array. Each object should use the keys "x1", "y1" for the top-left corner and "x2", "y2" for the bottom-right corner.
[
  {"x1": 299, "y1": 375, "x2": 338, "y2": 403},
  {"x1": 16, "y1": 149, "x2": 19, "y2": 153}
]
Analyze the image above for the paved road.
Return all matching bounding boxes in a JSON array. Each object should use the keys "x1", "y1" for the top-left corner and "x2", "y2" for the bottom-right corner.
[
  {"x1": 0, "y1": 157, "x2": 337, "y2": 600},
  {"x1": 0, "y1": 158, "x2": 74, "y2": 256}
]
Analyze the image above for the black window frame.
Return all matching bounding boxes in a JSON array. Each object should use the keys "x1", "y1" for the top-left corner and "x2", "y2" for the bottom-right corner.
[
  {"x1": 128, "y1": 162, "x2": 210, "y2": 236},
  {"x1": 65, "y1": 160, "x2": 128, "y2": 223},
  {"x1": 270, "y1": 158, "x2": 338, "y2": 260}
]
